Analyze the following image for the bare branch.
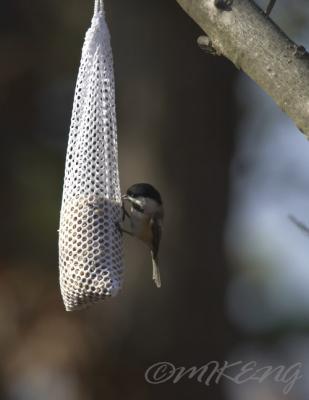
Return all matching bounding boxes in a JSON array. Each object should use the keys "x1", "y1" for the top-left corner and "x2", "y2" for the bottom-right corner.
[{"x1": 176, "y1": 0, "x2": 309, "y2": 137}]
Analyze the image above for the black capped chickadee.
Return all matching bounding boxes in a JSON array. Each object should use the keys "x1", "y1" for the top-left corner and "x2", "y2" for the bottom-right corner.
[{"x1": 118, "y1": 183, "x2": 164, "y2": 288}]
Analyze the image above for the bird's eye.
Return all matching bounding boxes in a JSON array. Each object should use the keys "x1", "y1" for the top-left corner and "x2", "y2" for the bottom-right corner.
[{"x1": 133, "y1": 203, "x2": 143, "y2": 212}]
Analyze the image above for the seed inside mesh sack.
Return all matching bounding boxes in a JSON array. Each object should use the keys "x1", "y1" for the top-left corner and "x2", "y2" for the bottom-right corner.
[{"x1": 59, "y1": 196, "x2": 123, "y2": 311}]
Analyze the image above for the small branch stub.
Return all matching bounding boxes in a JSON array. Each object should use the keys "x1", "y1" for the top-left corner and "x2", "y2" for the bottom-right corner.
[
  {"x1": 266, "y1": 0, "x2": 277, "y2": 16},
  {"x1": 197, "y1": 35, "x2": 221, "y2": 56},
  {"x1": 214, "y1": 0, "x2": 233, "y2": 11}
]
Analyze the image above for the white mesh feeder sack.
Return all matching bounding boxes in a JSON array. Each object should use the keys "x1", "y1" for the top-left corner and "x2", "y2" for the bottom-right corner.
[{"x1": 59, "y1": 0, "x2": 124, "y2": 311}]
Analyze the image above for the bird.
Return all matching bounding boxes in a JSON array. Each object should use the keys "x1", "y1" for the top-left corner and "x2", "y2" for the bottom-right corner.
[{"x1": 118, "y1": 183, "x2": 163, "y2": 288}]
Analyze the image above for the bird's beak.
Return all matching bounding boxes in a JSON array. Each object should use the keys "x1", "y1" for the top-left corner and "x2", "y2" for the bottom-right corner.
[
  {"x1": 122, "y1": 195, "x2": 139, "y2": 206},
  {"x1": 122, "y1": 194, "x2": 135, "y2": 203}
]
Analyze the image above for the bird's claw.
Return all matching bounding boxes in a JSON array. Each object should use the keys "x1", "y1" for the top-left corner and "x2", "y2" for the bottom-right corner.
[{"x1": 121, "y1": 202, "x2": 130, "y2": 222}]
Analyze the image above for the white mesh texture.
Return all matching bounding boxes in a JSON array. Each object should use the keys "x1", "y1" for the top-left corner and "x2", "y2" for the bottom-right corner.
[{"x1": 58, "y1": 0, "x2": 124, "y2": 311}]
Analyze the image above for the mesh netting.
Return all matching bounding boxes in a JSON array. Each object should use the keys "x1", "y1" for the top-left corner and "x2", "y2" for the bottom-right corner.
[{"x1": 58, "y1": 0, "x2": 124, "y2": 311}]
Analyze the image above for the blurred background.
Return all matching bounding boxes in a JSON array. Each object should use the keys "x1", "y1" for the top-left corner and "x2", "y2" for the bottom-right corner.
[{"x1": 0, "y1": 0, "x2": 309, "y2": 399}]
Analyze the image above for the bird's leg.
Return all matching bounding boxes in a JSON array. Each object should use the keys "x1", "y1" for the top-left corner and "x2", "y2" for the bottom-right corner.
[
  {"x1": 117, "y1": 198, "x2": 134, "y2": 236},
  {"x1": 266, "y1": 0, "x2": 276, "y2": 16}
]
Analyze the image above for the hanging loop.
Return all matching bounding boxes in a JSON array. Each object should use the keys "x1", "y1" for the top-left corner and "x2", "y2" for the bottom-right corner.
[{"x1": 94, "y1": 0, "x2": 104, "y2": 15}]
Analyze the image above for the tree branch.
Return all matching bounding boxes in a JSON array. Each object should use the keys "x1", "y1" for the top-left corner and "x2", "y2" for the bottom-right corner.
[{"x1": 176, "y1": 0, "x2": 309, "y2": 136}]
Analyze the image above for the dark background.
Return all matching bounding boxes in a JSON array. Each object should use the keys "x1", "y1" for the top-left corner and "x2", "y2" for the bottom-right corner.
[{"x1": 2, "y1": 1, "x2": 307, "y2": 399}]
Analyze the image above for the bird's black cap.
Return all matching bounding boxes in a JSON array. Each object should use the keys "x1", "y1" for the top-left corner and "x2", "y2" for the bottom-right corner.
[{"x1": 126, "y1": 183, "x2": 162, "y2": 205}]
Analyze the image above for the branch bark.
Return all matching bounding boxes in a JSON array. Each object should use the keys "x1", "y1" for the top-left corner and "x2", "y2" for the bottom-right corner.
[{"x1": 176, "y1": 0, "x2": 309, "y2": 136}]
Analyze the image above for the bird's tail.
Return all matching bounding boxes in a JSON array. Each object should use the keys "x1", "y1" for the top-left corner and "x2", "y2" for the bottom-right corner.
[{"x1": 151, "y1": 253, "x2": 161, "y2": 288}]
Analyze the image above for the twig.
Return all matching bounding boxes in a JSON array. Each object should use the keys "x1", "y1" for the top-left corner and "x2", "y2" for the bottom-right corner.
[
  {"x1": 289, "y1": 214, "x2": 309, "y2": 235},
  {"x1": 266, "y1": 0, "x2": 277, "y2": 16}
]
